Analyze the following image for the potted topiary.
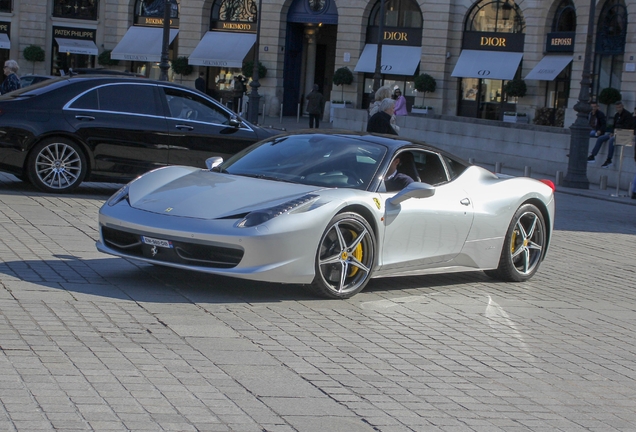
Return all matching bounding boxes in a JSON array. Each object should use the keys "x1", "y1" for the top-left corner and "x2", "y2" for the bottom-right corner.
[
  {"x1": 598, "y1": 87, "x2": 622, "y2": 118},
  {"x1": 412, "y1": 73, "x2": 436, "y2": 114},
  {"x1": 503, "y1": 78, "x2": 527, "y2": 100},
  {"x1": 97, "y1": 49, "x2": 119, "y2": 67},
  {"x1": 330, "y1": 67, "x2": 354, "y2": 121},
  {"x1": 171, "y1": 56, "x2": 193, "y2": 82},
  {"x1": 242, "y1": 61, "x2": 267, "y2": 80},
  {"x1": 23, "y1": 45, "x2": 45, "y2": 74}
]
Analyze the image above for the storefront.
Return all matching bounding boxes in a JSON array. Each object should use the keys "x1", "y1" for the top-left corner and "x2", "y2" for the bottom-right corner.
[
  {"x1": 0, "y1": 21, "x2": 10, "y2": 73},
  {"x1": 52, "y1": 26, "x2": 98, "y2": 75},
  {"x1": 354, "y1": 0, "x2": 422, "y2": 110},
  {"x1": 188, "y1": 0, "x2": 259, "y2": 110},
  {"x1": 452, "y1": 0, "x2": 525, "y2": 120},
  {"x1": 110, "y1": 0, "x2": 179, "y2": 80}
]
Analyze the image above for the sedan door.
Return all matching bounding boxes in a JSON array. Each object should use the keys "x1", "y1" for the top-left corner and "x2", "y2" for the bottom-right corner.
[
  {"x1": 160, "y1": 86, "x2": 260, "y2": 168},
  {"x1": 379, "y1": 150, "x2": 474, "y2": 270},
  {"x1": 64, "y1": 82, "x2": 169, "y2": 181}
]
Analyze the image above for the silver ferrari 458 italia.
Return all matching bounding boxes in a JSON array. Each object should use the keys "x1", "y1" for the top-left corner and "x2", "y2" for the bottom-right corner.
[{"x1": 96, "y1": 131, "x2": 555, "y2": 299}]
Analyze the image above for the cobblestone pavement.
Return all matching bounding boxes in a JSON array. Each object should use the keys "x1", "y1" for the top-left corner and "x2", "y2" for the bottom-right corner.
[{"x1": 0, "y1": 171, "x2": 635, "y2": 432}]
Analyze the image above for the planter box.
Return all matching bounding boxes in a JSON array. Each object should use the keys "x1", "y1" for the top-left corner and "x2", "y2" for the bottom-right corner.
[
  {"x1": 503, "y1": 113, "x2": 529, "y2": 123},
  {"x1": 411, "y1": 107, "x2": 432, "y2": 115},
  {"x1": 330, "y1": 102, "x2": 352, "y2": 122}
]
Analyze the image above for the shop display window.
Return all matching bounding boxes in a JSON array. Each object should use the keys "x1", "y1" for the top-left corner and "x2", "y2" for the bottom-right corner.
[{"x1": 53, "y1": 0, "x2": 98, "y2": 21}]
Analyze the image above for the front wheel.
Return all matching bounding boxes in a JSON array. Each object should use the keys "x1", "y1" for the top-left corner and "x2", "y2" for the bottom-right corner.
[
  {"x1": 486, "y1": 203, "x2": 546, "y2": 282},
  {"x1": 310, "y1": 212, "x2": 376, "y2": 299},
  {"x1": 27, "y1": 137, "x2": 87, "y2": 193}
]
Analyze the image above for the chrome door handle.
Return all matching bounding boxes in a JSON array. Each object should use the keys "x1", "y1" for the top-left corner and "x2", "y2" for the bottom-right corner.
[
  {"x1": 175, "y1": 124, "x2": 194, "y2": 131},
  {"x1": 460, "y1": 198, "x2": 471, "y2": 206},
  {"x1": 75, "y1": 115, "x2": 95, "y2": 121}
]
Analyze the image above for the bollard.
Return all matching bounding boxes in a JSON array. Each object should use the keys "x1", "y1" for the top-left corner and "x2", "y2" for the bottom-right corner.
[
  {"x1": 468, "y1": 157, "x2": 475, "y2": 165},
  {"x1": 495, "y1": 162, "x2": 503, "y2": 173},
  {"x1": 280, "y1": 103, "x2": 283, "y2": 124},
  {"x1": 555, "y1": 171, "x2": 563, "y2": 186},
  {"x1": 524, "y1": 166, "x2": 532, "y2": 177},
  {"x1": 600, "y1": 175, "x2": 608, "y2": 190},
  {"x1": 297, "y1": 103, "x2": 301, "y2": 123}
]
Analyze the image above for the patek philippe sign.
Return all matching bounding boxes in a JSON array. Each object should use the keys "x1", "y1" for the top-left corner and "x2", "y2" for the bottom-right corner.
[
  {"x1": 462, "y1": 31, "x2": 524, "y2": 52},
  {"x1": 546, "y1": 32, "x2": 575, "y2": 53},
  {"x1": 0, "y1": 22, "x2": 9, "y2": 34},
  {"x1": 53, "y1": 26, "x2": 95, "y2": 41},
  {"x1": 366, "y1": 26, "x2": 422, "y2": 47}
]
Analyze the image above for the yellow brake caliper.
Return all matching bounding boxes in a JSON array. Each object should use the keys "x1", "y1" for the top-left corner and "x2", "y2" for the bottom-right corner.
[
  {"x1": 510, "y1": 230, "x2": 518, "y2": 253},
  {"x1": 348, "y1": 230, "x2": 363, "y2": 277}
]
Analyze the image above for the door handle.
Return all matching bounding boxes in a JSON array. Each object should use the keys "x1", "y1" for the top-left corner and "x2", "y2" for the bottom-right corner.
[
  {"x1": 75, "y1": 115, "x2": 95, "y2": 121},
  {"x1": 175, "y1": 124, "x2": 194, "y2": 131},
  {"x1": 460, "y1": 198, "x2": 471, "y2": 206}
]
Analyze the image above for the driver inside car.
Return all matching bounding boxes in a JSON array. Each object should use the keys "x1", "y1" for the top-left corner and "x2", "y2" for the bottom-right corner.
[{"x1": 384, "y1": 155, "x2": 415, "y2": 192}]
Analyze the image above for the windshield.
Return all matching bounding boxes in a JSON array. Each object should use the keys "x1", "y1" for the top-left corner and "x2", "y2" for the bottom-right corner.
[{"x1": 222, "y1": 134, "x2": 387, "y2": 190}]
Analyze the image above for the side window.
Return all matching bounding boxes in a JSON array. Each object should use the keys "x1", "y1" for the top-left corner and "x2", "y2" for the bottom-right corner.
[
  {"x1": 412, "y1": 151, "x2": 448, "y2": 185},
  {"x1": 98, "y1": 84, "x2": 159, "y2": 115},
  {"x1": 442, "y1": 155, "x2": 468, "y2": 180},
  {"x1": 163, "y1": 87, "x2": 230, "y2": 124},
  {"x1": 69, "y1": 89, "x2": 99, "y2": 110}
]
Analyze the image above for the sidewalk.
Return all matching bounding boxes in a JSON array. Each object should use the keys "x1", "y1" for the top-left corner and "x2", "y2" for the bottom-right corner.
[{"x1": 256, "y1": 115, "x2": 636, "y2": 206}]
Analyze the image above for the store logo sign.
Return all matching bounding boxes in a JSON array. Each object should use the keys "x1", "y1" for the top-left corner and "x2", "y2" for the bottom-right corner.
[{"x1": 477, "y1": 70, "x2": 491, "y2": 76}]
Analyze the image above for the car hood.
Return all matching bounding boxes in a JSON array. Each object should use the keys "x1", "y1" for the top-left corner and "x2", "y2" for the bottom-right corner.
[{"x1": 128, "y1": 167, "x2": 321, "y2": 220}]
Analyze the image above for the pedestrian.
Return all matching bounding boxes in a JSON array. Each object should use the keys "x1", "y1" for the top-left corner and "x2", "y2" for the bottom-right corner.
[
  {"x1": 195, "y1": 72, "x2": 206, "y2": 93},
  {"x1": 588, "y1": 101, "x2": 606, "y2": 138},
  {"x1": 588, "y1": 100, "x2": 633, "y2": 167},
  {"x1": 393, "y1": 87, "x2": 408, "y2": 116},
  {"x1": 1, "y1": 60, "x2": 21, "y2": 95},
  {"x1": 369, "y1": 85, "x2": 399, "y2": 133},
  {"x1": 305, "y1": 84, "x2": 324, "y2": 128},
  {"x1": 367, "y1": 98, "x2": 398, "y2": 135}
]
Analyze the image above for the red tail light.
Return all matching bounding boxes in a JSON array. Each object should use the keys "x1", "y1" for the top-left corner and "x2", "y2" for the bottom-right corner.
[{"x1": 539, "y1": 179, "x2": 556, "y2": 192}]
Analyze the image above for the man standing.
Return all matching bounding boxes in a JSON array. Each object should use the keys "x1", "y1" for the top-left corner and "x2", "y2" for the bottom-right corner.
[
  {"x1": 195, "y1": 72, "x2": 206, "y2": 93},
  {"x1": 588, "y1": 101, "x2": 633, "y2": 167},
  {"x1": 306, "y1": 84, "x2": 324, "y2": 128},
  {"x1": 588, "y1": 101, "x2": 606, "y2": 138}
]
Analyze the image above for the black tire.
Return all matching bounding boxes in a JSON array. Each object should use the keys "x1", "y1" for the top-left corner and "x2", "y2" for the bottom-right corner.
[
  {"x1": 27, "y1": 137, "x2": 87, "y2": 193},
  {"x1": 310, "y1": 212, "x2": 375, "y2": 299},
  {"x1": 485, "y1": 203, "x2": 546, "y2": 282}
]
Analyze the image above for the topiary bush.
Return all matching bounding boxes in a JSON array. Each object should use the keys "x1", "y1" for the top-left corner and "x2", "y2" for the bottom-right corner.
[
  {"x1": 504, "y1": 78, "x2": 527, "y2": 98},
  {"x1": 23, "y1": 45, "x2": 45, "y2": 73},
  {"x1": 242, "y1": 61, "x2": 267, "y2": 79},
  {"x1": 98, "y1": 50, "x2": 119, "y2": 67},
  {"x1": 171, "y1": 56, "x2": 193, "y2": 81},
  {"x1": 598, "y1": 87, "x2": 622, "y2": 106},
  {"x1": 413, "y1": 73, "x2": 436, "y2": 108}
]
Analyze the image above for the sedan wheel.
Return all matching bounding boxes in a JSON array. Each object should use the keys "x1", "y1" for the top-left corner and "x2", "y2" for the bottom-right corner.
[
  {"x1": 27, "y1": 138, "x2": 87, "y2": 193},
  {"x1": 486, "y1": 203, "x2": 546, "y2": 282},
  {"x1": 310, "y1": 212, "x2": 375, "y2": 299}
]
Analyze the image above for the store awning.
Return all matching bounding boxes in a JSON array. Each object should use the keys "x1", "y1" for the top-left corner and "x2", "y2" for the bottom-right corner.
[
  {"x1": 189, "y1": 32, "x2": 256, "y2": 68},
  {"x1": 354, "y1": 44, "x2": 422, "y2": 76},
  {"x1": 0, "y1": 34, "x2": 10, "y2": 50},
  {"x1": 451, "y1": 49, "x2": 523, "y2": 80},
  {"x1": 55, "y1": 38, "x2": 98, "y2": 55},
  {"x1": 524, "y1": 55, "x2": 573, "y2": 81},
  {"x1": 111, "y1": 26, "x2": 179, "y2": 62}
]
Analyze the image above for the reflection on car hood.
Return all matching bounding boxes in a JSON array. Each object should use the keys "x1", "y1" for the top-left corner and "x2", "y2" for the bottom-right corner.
[{"x1": 129, "y1": 169, "x2": 320, "y2": 220}]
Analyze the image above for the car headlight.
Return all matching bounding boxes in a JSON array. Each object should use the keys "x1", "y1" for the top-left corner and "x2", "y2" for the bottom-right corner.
[
  {"x1": 238, "y1": 194, "x2": 318, "y2": 228},
  {"x1": 107, "y1": 184, "x2": 130, "y2": 206}
]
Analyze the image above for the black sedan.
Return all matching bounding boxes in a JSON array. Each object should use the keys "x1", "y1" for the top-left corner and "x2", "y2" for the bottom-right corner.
[{"x1": 0, "y1": 76, "x2": 274, "y2": 192}]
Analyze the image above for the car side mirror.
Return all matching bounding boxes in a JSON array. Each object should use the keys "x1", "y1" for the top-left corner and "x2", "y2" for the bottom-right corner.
[
  {"x1": 205, "y1": 157, "x2": 224, "y2": 171},
  {"x1": 228, "y1": 116, "x2": 242, "y2": 128},
  {"x1": 388, "y1": 182, "x2": 435, "y2": 206}
]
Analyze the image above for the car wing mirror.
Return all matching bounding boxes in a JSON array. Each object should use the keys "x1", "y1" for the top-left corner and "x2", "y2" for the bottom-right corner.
[
  {"x1": 228, "y1": 116, "x2": 242, "y2": 128},
  {"x1": 205, "y1": 156, "x2": 224, "y2": 171},
  {"x1": 388, "y1": 182, "x2": 435, "y2": 206}
]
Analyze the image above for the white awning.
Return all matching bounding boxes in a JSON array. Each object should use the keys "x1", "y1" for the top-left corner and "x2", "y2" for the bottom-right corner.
[
  {"x1": 0, "y1": 34, "x2": 10, "y2": 50},
  {"x1": 354, "y1": 44, "x2": 422, "y2": 76},
  {"x1": 111, "y1": 26, "x2": 179, "y2": 62},
  {"x1": 189, "y1": 32, "x2": 256, "y2": 68},
  {"x1": 55, "y1": 38, "x2": 98, "y2": 55},
  {"x1": 524, "y1": 55, "x2": 573, "y2": 81},
  {"x1": 451, "y1": 49, "x2": 523, "y2": 80}
]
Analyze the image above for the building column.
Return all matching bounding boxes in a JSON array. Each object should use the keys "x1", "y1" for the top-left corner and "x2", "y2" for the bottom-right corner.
[{"x1": 303, "y1": 24, "x2": 318, "y2": 110}]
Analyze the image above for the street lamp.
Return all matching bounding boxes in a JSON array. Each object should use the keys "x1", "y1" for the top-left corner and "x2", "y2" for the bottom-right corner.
[
  {"x1": 247, "y1": 0, "x2": 264, "y2": 124},
  {"x1": 158, "y1": 0, "x2": 172, "y2": 81},
  {"x1": 372, "y1": 0, "x2": 385, "y2": 91},
  {"x1": 563, "y1": 0, "x2": 596, "y2": 189}
]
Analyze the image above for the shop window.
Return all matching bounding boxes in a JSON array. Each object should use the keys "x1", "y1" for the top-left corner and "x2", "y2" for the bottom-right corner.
[
  {"x1": 0, "y1": 0, "x2": 12, "y2": 13},
  {"x1": 53, "y1": 0, "x2": 98, "y2": 20},
  {"x1": 369, "y1": 0, "x2": 421, "y2": 28},
  {"x1": 212, "y1": 0, "x2": 257, "y2": 22},
  {"x1": 552, "y1": 0, "x2": 576, "y2": 32},
  {"x1": 135, "y1": 0, "x2": 179, "y2": 19},
  {"x1": 465, "y1": 0, "x2": 525, "y2": 34},
  {"x1": 592, "y1": 0, "x2": 627, "y2": 98}
]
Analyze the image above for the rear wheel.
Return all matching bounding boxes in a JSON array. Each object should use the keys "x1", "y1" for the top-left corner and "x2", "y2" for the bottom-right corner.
[
  {"x1": 27, "y1": 137, "x2": 87, "y2": 193},
  {"x1": 486, "y1": 203, "x2": 546, "y2": 282},
  {"x1": 310, "y1": 212, "x2": 375, "y2": 299}
]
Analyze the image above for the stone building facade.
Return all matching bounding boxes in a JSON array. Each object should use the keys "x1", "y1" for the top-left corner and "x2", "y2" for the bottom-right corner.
[{"x1": 1, "y1": 0, "x2": 635, "y2": 128}]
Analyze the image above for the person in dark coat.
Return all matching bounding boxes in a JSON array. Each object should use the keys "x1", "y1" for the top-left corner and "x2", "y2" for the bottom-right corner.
[
  {"x1": 367, "y1": 98, "x2": 398, "y2": 135},
  {"x1": 384, "y1": 156, "x2": 414, "y2": 192},
  {"x1": 1, "y1": 60, "x2": 21, "y2": 95},
  {"x1": 305, "y1": 84, "x2": 324, "y2": 128},
  {"x1": 588, "y1": 101, "x2": 607, "y2": 138},
  {"x1": 195, "y1": 72, "x2": 206, "y2": 93},
  {"x1": 588, "y1": 101, "x2": 633, "y2": 167}
]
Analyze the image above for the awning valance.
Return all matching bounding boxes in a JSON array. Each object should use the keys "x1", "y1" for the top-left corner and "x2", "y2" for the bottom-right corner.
[
  {"x1": 56, "y1": 38, "x2": 98, "y2": 55},
  {"x1": 524, "y1": 55, "x2": 573, "y2": 81},
  {"x1": 451, "y1": 49, "x2": 523, "y2": 80},
  {"x1": 189, "y1": 32, "x2": 256, "y2": 68},
  {"x1": 354, "y1": 44, "x2": 422, "y2": 76},
  {"x1": 111, "y1": 26, "x2": 179, "y2": 62}
]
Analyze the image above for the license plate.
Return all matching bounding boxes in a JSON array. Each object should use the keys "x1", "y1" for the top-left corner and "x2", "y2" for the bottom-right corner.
[{"x1": 142, "y1": 236, "x2": 173, "y2": 248}]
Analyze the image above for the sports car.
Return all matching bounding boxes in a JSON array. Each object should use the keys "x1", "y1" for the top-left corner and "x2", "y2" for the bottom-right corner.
[{"x1": 96, "y1": 131, "x2": 555, "y2": 299}]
